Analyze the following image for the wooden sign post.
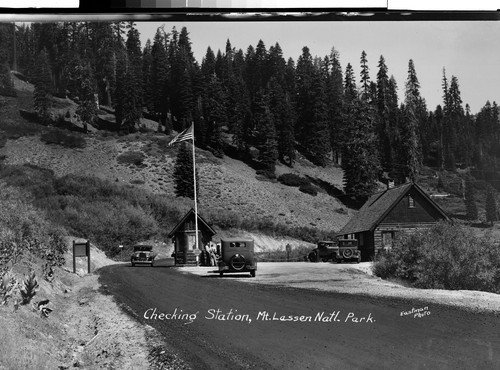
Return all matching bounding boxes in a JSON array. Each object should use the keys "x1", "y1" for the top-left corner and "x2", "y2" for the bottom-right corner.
[{"x1": 73, "y1": 240, "x2": 91, "y2": 274}]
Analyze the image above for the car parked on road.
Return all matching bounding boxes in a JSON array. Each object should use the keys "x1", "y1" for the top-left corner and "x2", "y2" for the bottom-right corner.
[
  {"x1": 308, "y1": 241, "x2": 338, "y2": 262},
  {"x1": 216, "y1": 238, "x2": 257, "y2": 277},
  {"x1": 308, "y1": 239, "x2": 361, "y2": 263},
  {"x1": 336, "y1": 239, "x2": 361, "y2": 263},
  {"x1": 131, "y1": 244, "x2": 156, "y2": 267}
]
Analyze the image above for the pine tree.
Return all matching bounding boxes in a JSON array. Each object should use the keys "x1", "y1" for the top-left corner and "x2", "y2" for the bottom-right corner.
[
  {"x1": 142, "y1": 38, "x2": 154, "y2": 114},
  {"x1": 359, "y1": 50, "x2": 371, "y2": 102},
  {"x1": 376, "y1": 55, "x2": 392, "y2": 172},
  {"x1": 125, "y1": 23, "x2": 143, "y2": 127},
  {"x1": 254, "y1": 39, "x2": 268, "y2": 90},
  {"x1": 269, "y1": 77, "x2": 295, "y2": 166},
  {"x1": 253, "y1": 89, "x2": 278, "y2": 175},
  {"x1": 0, "y1": 24, "x2": 15, "y2": 97},
  {"x1": 202, "y1": 73, "x2": 226, "y2": 157},
  {"x1": 295, "y1": 47, "x2": 314, "y2": 150},
  {"x1": 464, "y1": 177, "x2": 478, "y2": 221},
  {"x1": 341, "y1": 98, "x2": 381, "y2": 202},
  {"x1": 386, "y1": 76, "x2": 401, "y2": 176},
  {"x1": 74, "y1": 60, "x2": 98, "y2": 130},
  {"x1": 173, "y1": 142, "x2": 198, "y2": 199},
  {"x1": 399, "y1": 59, "x2": 424, "y2": 182},
  {"x1": 295, "y1": 47, "x2": 330, "y2": 166},
  {"x1": 441, "y1": 69, "x2": 465, "y2": 170},
  {"x1": 485, "y1": 184, "x2": 498, "y2": 226},
  {"x1": 0, "y1": 60, "x2": 15, "y2": 97},
  {"x1": 344, "y1": 63, "x2": 357, "y2": 103},
  {"x1": 87, "y1": 22, "x2": 122, "y2": 107},
  {"x1": 114, "y1": 50, "x2": 140, "y2": 133},
  {"x1": 267, "y1": 42, "x2": 286, "y2": 84},
  {"x1": 307, "y1": 67, "x2": 331, "y2": 166},
  {"x1": 33, "y1": 48, "x2": 53, "y2": 124},
  {"x1": 168, "y1": 26, "x2": 197, "y2": 129},
  {"x1": 151, "y1": 27, "x2": 170, "y2": 129},
  {"x1": 326, "y1": 47, "x2": 343, "y2": 164}
]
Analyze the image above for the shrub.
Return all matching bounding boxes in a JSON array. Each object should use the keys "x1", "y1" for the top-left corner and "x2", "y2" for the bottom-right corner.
[
  {"x1": 277, "y1": 173, "x2": 310, "y2": 187},
  {"x1": 40, "y1": 129, "x2": 86, "y2": 149},
  {"x1": 52, "y1": 198, "x2": 159, "y2": 257},
  {"x1": 256, "y1": 169, "x2": 276, "y2": 180},
  {"x1": 0, "y1": 134, "x2": 6, "y2": 149},
  {"x1": 373, "y1": 222, "x2": 500, "y2": 293},
  {"x1": 0, "y1": 164, "x2": 56, "y2": 199},
  {"x1": 117, "y1": 151, "x2": 146, "y2": 166},
  {"x1": 0, "y1": 182, "x2": 67, "y2": 269},
  {"x1": 20, "y1": 270, "x2": 38, "y2": 305},
  {"x1": 130, "y1": 179, "x2": 145, "y2": 185},
  {"x1": 0, "y1": 270, "x2": 17, "y2": 305},
  {"x1": 299, "y1": 183, "x2": 317, "y2": 196}
]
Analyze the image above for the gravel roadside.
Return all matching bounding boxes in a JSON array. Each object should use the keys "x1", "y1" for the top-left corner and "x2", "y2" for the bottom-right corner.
[{"x1": 178, "y1": 262, "x2": 500, "y2": 313}]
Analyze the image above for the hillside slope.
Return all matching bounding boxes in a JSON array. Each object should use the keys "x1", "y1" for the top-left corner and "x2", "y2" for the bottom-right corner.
[{"x1": 2, "y1": 134, "x2": 351, "y2": 232}]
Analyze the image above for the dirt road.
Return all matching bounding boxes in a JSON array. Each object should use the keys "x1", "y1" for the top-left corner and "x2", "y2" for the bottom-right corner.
[{"x1": 99, "y1": 262, "x2": 500, "y2": 369}]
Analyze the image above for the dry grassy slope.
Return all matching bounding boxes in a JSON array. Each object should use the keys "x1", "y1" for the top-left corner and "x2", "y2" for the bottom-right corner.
[
  {"x1": 3, "y1": 133, "x2": 351, "y2": 231},
  {"x1": 2, "y1": 130, "x2": 351, "y2": 236}
]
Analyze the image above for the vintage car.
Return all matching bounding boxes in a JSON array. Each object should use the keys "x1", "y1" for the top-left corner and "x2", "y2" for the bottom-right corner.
[
  {"x1": 217, "y1": 238, "x2": 257, "y2": 277},
  {"x1": 308, "y1": 239, "x2": 361, "y2": 263},
  {"x1": 130, "y1": 244, "x2": 156, "y2": 267},
  {"x1": 307, "y1": 241, "x2": 338, "y2": 262},
  {"x1": 336, "y1": 239, "x2": 361, "y2": 263}
]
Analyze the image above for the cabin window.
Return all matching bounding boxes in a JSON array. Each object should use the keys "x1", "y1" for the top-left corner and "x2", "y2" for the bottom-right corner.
[
  {"x1": 185, "y1": 220, "x2": 195, "y2": 231},
  {"x1": 381, "y1": 231, "x2": 395, "y2": 249},
  {"x1": 408, "y1": 195, "x2": 415, "y2": 208}
]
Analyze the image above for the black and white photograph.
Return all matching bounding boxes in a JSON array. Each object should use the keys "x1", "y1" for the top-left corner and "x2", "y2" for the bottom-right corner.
[{"x1": 0, "y1": 6, "x2": 500, "y2": 369}]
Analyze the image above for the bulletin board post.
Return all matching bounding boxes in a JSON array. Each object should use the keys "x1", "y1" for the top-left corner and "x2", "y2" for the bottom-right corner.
[{"x1": 73, "y1": 240, "x2": 91, "y2": 274}]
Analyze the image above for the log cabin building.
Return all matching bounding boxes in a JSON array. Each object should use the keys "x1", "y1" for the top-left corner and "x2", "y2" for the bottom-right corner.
[
  {"x1": 337, "y1": 182, "x2": 449, "y2": 261},
  {"x1": 168, "y1": 208, "x2": 216, "y2": 265}
]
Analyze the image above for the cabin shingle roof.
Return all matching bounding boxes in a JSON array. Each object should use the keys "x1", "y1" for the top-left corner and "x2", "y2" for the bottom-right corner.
[
  {"x1": 167, "y1": 208, "x2": 216, "y2": 238},
  {"x1": 338, "y1": 183, "x2": 448, "y2": 235}
]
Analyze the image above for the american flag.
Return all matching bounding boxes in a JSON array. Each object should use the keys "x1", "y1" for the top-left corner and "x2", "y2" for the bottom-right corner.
[{"x1": 168, "y1": 124, "x2": 194, "y2": 146}]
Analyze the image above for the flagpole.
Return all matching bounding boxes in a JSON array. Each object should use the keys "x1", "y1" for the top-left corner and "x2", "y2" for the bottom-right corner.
[{"x1": 192, "y1": 122, "x2": 199, "y2": 260}]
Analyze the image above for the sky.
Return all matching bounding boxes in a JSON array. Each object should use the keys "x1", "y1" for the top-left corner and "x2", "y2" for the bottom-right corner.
[{"x1": 134, "y1": 20, "x2": 500, "y2": 113}]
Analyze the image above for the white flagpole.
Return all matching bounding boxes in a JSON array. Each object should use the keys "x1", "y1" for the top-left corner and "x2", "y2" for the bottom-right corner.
[{"x1": 192, "y1": 123, "x2": 199, "y2": 257}]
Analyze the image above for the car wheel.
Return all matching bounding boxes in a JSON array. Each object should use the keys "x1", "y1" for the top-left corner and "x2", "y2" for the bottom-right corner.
[
  {"x1": 321, "y1": 258, "x2": 329, "y2": 263},
  {"x1": 308, "y1": 252, "x2": 316, "y2": 262},
  {"x1": 343, "y1": 249, "x2": 354, "y2": 259},
  {"x1": 230, "y1": 254, "x2": 246, "y2": 271}
]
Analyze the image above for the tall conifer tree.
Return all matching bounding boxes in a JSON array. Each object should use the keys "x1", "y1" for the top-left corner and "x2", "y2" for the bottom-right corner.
[
  {"x1": 173, "y1": 143, "x2": 198, "y2": 199},
  {"x1": 464, "y1": 176, "x2": 478, "y2": 220},
  {"x1": 486, "y1": 184, "x2": 498, "y2": 226},
  {"x1": 33, "y1": 48, "x2": 53, "y2": 124}
]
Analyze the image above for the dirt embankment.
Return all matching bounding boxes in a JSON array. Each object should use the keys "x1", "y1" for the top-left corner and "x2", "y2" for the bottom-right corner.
[{"x1": 0, "y1": 239, "x2": 180, "y2": 370}]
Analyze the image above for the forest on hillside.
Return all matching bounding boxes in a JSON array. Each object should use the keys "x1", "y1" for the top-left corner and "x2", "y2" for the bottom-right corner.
[{"x1": 0, "y1": 21, "x2": 499, "y2": 202}]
